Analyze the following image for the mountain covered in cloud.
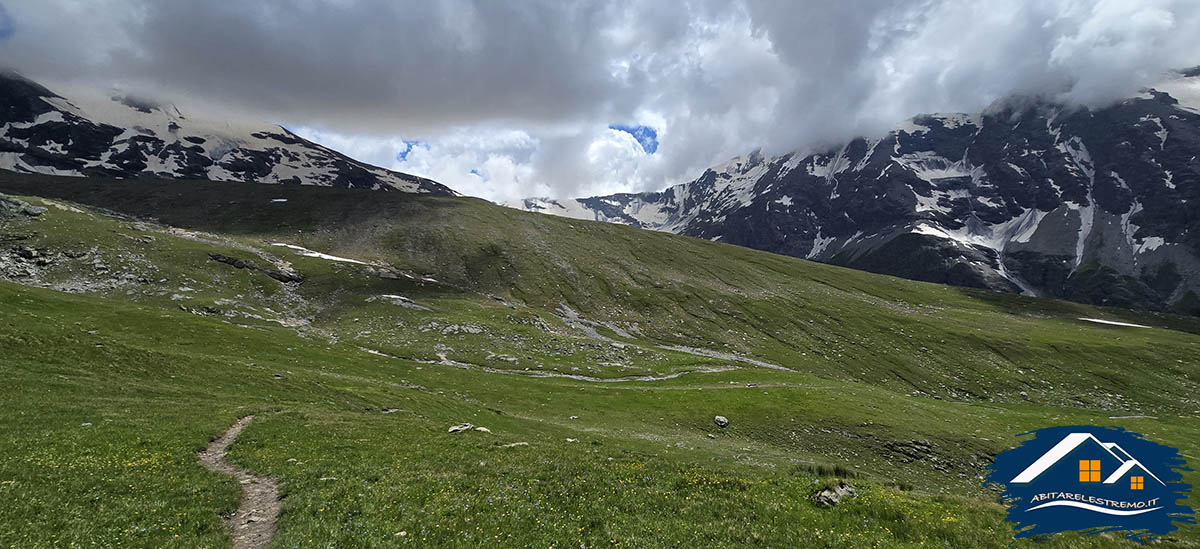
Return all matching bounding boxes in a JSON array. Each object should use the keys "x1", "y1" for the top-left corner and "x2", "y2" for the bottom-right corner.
[
  {"x1": 0, "y1": 73, "x2": 455, "y2": 194},
  {"x1": 510, "y1": 73, "x2": 1200, "y2": 314}
]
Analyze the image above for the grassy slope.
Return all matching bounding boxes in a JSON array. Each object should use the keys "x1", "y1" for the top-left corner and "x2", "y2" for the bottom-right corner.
[{"x1": 2, "y1": 173, "x2": 1199, "y2": 547}]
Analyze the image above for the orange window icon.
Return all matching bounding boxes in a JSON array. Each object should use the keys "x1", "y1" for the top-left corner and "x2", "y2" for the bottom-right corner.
[
  {"x1": 1131, "y1": 476, "x2": 1144, "y2": 490},
  {"x1": 1079, "y1": 460, "x2": 1101, "y2": 482}
]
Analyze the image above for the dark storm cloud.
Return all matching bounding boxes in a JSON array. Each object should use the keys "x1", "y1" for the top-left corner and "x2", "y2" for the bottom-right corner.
[
  {"x1": 1, "y1": 0, "x2": 1198, "y2": 201},
  {"x1": 2, "y1": 1, "x2": 639, "y2": 132}
]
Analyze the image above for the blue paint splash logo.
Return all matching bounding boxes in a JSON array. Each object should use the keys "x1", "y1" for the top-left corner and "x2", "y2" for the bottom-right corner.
[{"x1": 987, "y1": 425, "x2": 1194, "y2": 542}]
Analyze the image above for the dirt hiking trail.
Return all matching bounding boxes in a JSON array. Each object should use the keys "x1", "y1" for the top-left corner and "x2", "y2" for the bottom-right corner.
[{"x1": 198, "y1": 416, "x2": 280, "y2": 549}]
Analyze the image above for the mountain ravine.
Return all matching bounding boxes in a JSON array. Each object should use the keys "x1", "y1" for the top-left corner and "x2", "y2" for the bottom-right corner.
[{"x1": 510, "y1": 73, "x2": 1200, "y2": 315}]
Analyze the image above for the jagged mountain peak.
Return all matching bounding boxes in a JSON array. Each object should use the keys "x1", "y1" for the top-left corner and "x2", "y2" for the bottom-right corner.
[{"x1": 708, "y1": 147, "x2": 767, "y2": 174}]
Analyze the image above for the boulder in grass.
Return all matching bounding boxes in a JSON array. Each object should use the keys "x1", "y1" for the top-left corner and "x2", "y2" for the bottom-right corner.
[{"x1": 814, "y1": 482, "x2": 857, "y2": 507}]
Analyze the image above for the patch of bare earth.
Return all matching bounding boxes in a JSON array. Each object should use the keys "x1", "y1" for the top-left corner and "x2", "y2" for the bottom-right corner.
[{"x1": 198, "y1": 416, "x2": 280, "y2": 549}]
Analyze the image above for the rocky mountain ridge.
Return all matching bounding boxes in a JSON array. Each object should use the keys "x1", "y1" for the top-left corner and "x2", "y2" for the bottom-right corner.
[
  {"x1": 511, "y1": 74, "x2": 1200, "y2": 314},
  {"x1": 0, "y1": 72, "x2": 454, "y2": 194}
]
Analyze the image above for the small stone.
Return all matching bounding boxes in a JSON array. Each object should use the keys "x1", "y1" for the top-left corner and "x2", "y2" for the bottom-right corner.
[
  {"x1": 473, "y1": 426, "x2": 491, "y2": 433},
  {"x1": 448, "y1": 423, "x2": 474, "y2": 433},
  {"x1": 707, "y1": 433, "x2": 716, "y2": 439},
  {"x1": 395, "y1": 531, "x2": 407, "y2": 537},
  {"x1": 565, "y1": 438, "x2": 579, "y2": 443},
  {"x1": 714, "y1": 415, "x2": 729, "y2": 428}
]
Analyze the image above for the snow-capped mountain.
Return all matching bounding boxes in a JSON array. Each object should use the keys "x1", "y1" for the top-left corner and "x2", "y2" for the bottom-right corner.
[
  {"x1": 511, "y1": 71, "x2": 1200, "y2": 314},
  {"x1": 0, "y1": 72, "x2": 454, "y2": 194}
]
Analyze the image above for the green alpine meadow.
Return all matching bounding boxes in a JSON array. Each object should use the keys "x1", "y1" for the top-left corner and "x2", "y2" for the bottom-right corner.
[{"x1": 2, "y1": 175, "x2": 1198, "y2": 547}]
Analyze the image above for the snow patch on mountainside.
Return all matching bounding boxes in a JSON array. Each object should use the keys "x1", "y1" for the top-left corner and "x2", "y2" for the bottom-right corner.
[
  {"x1": 895, "y1": 151, "x2": 973, "y2": 183},
  {"x1": 508, "y1": 198, "x2": 597, "y2": 222},
  {"x1": 1078, "y1": 318, "x2": 1151, "y2": 328},
  {"x1": 270, "y1": 243, "x2": 372, "y2": 265},
  {"x1": 910, "y1": 207, "x2": 1046, "y2": 255},
  {"x1": 807, "y1": 231, "x2": 835, "y2": 260},
  {"x1": 705, "y1": 151, "x2": 771, "y2": 212}
]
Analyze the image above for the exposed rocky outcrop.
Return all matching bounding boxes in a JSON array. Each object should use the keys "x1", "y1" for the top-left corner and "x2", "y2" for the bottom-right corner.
[
  {"x1": 0, "y1": 194, "x2": 47, "y2": 218},
  {"x1": 208, "y1": 252, "x2": 304, "y2": 283}
]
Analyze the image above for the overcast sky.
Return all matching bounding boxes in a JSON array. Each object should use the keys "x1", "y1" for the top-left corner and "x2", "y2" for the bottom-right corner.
[{"x1": 2, "y1": 1, "x2": 1198, "y2": 202}]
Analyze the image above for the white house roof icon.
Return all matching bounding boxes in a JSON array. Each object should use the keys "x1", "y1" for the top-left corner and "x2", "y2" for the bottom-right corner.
[{"x1": 1010, "y1": 432, "x2": 1165, "y2": 486}]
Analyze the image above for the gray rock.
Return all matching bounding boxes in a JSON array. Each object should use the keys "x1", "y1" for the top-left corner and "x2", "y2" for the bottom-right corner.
[
  {"x1": 208, "y1": 252, "x2": 303, "y2": 283},
  {"x1": 447, "y1": 423, "x2": 474, "y2": 433},
  {"x1": 814, "y1": 482, "x2": 858, "y2": 507},
  {"x1": 0, "y1": 195, "x2": 47, "y2": 218},
  {"x1": 714, "y1": 415, "x2": 729, "y2": 428}
]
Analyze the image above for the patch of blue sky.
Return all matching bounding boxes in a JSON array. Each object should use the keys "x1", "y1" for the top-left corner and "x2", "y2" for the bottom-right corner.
[
  {"x1": 608, "y1": 124, "x2": 658, "y2": 154},
  {"x1": 395, "y1": 139, "x2": 425, "y2": 161}
]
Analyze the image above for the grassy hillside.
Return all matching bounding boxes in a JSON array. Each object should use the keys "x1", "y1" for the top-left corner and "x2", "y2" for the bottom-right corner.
[{"x1": 2, "y1": 173, "x2": 1199, "y2": 547}]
